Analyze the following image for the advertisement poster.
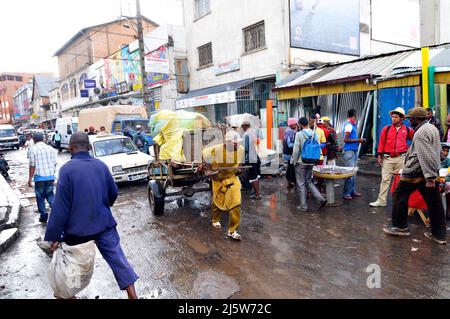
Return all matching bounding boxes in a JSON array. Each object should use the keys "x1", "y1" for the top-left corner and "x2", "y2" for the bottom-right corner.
[
  {"x1": 146, "y1": 46, "x2": 170, "y2": 87},
  {"x1": 371, "y1": 0, "x2": 420, "y2": 47},
  {"x1": 290, "y1": 0, "x2": 360, "y2": 55}
]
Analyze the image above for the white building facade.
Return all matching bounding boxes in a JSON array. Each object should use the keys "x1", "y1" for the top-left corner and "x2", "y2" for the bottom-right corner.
[{"x1": 179, "y1": 0, "x2": 426, "y2": 124}]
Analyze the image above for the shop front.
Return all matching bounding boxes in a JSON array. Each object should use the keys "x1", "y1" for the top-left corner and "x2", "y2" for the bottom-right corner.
[{"x1": 176, "y1": 78, "x2": 276, "y2": 125}]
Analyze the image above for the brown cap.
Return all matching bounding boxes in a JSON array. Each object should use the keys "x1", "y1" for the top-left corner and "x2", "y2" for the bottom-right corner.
[{"x1": 405, "y1": 107, "x2": 428, "y2": 119}]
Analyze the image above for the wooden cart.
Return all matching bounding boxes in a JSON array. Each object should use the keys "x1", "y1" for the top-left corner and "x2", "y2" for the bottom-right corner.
[{"x1": 147, "y1": 128, "x2": 224, "y2": 215}]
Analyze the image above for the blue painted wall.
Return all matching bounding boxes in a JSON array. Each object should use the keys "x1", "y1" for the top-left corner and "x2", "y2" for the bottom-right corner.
[{"x1": 377, "y1": 87, "x2": 416, "y2": 144}]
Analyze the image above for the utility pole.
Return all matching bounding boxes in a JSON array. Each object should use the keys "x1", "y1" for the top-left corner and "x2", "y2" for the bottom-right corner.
[{"x1": 136, "y1": 0, "x2": 150, "y2": 110}]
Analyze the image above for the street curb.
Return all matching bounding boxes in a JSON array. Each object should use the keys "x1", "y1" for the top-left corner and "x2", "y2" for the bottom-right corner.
[
  {"x1": 0, "y1": 174, "x2": 21, "y2": 254},
  {"x1": 0, "y1": 228, "x2": 19, "y2": 254}
]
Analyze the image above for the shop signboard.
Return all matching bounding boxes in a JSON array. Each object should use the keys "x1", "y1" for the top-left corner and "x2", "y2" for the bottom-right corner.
[
  {"x1": 84, "y1": 79, "x2": 96, "y2": 89},
  {"x1": 176, "y1": 91, "x2": 236, "y2": 109},
  {"x1": 289, "y1": 0, "x2": 360, "y2": 55},
  {"x1": 214, "y1": 59, "x2": 240, "y2": 75}
]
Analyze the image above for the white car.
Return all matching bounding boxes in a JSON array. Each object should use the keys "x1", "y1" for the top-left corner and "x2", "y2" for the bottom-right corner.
[{"x1": 89, "y1": 134, "x2": 154, "y2": 183}]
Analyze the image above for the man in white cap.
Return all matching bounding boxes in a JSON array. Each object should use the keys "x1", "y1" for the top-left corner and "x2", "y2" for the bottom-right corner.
[
  {"x1": 370, "y1": 107, "x2": 414, "y2": 207},
  {"x1": 201, "y1": 131, "x2": 244, "y2": 240}
]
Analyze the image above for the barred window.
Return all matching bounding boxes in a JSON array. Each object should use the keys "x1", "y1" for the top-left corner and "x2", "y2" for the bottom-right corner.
[
  {"x1": 198, "y1": 42, "x2": 213, "y2": 68},
  {"x1": 243, "y1": 21, "x2": 266, "y2": 53},
  {"x1": 195, "y1": 0, "x2": 210, "y2": 20}
]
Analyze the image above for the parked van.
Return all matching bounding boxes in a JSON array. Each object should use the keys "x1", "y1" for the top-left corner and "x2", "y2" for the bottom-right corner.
[
  {"x1": 0, "y1": 124, "x2": 20, "y2": 150},
  {"x1": 55, "y1": 117, "x2": 78, "y2": 149}
]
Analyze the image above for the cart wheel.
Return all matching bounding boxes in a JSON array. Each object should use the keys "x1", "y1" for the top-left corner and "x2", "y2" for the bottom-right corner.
[{"x1": 148, "y1": 180, "x2": 165, "y2": 215}]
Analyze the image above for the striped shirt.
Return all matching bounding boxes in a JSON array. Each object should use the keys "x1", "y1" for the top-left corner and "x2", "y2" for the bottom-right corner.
[
  {"x1": 402, "y1": 122, "x2": 441, "y2": 180},
  {"x1": 29, "y1": 142, "x2": 57, "y2": 180}
]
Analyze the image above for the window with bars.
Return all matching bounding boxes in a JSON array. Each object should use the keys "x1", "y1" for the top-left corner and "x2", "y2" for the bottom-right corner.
[
  {"x1": 198, "y1": 42, "x2": 213, "y2": 68},
  {"x1": 243, "y1": 21, "x2": 266, "y2": 53},
  {"x1": 195, "y1": 0, "x2": 210, "y2": 20}
]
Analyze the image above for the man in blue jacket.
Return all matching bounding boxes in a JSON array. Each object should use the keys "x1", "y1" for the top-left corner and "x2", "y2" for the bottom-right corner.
[
  {"x1": 44, "y1": 132, "x2": 139, "y2": 299},
  {"x1": 342, "y1": 109, "x2": 366, "y2": 200}
]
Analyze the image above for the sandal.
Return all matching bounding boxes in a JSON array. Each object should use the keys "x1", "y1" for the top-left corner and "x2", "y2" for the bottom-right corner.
[{"x1": 227, "y1": 231, "x2": 241, "y2": 241}]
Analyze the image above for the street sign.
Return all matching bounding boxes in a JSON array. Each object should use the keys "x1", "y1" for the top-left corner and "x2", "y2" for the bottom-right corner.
[
  {"x1": 80, "y1": 90, "x2": 89, "y2": 98},
  {"x1": 84, "y1": 79, "x2": 96, "y2": 89}
]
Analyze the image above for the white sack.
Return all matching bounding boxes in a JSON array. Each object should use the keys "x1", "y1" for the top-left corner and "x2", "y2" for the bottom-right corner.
[{"x1": 48, "y1": 241, "x2": 96, "y2": 299}]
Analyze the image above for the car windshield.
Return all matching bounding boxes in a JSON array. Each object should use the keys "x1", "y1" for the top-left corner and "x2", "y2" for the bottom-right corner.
[
  {"x1": 93, "y1": 138, "x2": 138, "y2": 157},
  {"x1": 0, "y1": 129, "x2": 16, "y2": 138},
  {"x1": 72, "y1": 123, "x2": 78, "y2": 133}
]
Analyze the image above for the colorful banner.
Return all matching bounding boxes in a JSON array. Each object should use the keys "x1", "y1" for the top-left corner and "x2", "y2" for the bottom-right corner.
[{"x1": 146, "y1": 46, "x2": 170, "y2": 87}]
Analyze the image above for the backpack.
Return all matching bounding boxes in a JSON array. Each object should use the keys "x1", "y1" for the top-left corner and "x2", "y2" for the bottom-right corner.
[
  {"x1": 135, "y1": 134, "x2": 145, "y2": 147},
  {"x1": 301, "y1": 131, "x2": 321, "y2": 164}
]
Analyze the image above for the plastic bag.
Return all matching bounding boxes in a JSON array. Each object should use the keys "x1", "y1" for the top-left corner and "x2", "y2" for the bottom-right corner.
[{"x1": 48, "y1": 241, "x2": 96, "y2": 299}]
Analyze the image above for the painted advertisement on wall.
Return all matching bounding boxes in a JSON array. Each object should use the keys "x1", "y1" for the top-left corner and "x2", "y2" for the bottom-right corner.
[
  {"x1": 371, "y1": 0, "x2": 420, "y2": 47},
  {"x1": 146, "y1": 46, "x2": 170, "y2": 87},
  {"x1": 90, "y1": 45, "x2": 170, "y2": 97},
  {"x1": 289, "y1": 0, "x2": 360, "y2": 55},
  {"x1": 93, "y1": 46, "x2": 143, "y2": 97}
]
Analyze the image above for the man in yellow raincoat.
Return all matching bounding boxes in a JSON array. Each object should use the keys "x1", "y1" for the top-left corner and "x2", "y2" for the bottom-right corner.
[{"x1": 202, "y1": 131, "x2": 244, "y2": 241}]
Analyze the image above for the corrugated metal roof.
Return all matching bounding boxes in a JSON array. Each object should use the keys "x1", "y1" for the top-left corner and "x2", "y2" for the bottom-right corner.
[
  {"x1": 391, "y1": 48, "x2": 448, "y2": 74},
  {"x1": 34, "y1": 75, "x2": 58, "y2": 97},
  {"x1": 276, "y1": 51, "x2": 414, "y2": 90}
]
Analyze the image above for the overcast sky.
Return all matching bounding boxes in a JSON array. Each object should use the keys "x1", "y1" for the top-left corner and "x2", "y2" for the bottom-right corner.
[{"x1": 0, "y1": 0, "x2": 183, "y2": 76}]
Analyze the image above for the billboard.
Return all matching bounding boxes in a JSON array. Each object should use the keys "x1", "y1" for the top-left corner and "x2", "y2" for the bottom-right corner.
[
  {"x1": 371, "y1": 0, "x2": 420, "y2": 47},
  {"x1": 146, "y1": 46, "x2": 170, "y2": 87},
  {"x1": 290, "y1": 0, "x2": 360, "y2": 56}
]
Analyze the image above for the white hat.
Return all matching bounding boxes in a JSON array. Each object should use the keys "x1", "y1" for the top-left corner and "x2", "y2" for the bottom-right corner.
[
  {"x1": 136, "y1": 125, "x2": 142, "y2": 129},
  {"x1": 225, "y1": 131, "x2": 243, "y2": 144},
  {"x1": 241, "y1": 119, "x2": 251, "y2": 126},
  {"x1": 389, "y1": 107, "x2": 406, "y2": 118}
]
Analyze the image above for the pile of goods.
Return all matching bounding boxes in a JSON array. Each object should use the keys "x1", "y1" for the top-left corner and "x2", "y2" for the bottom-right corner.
[{"x1": 149, "y1": 110, "x2": 212, "y2": 162}]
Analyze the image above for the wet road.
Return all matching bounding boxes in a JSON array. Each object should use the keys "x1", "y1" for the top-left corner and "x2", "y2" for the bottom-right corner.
[{"x1": 1, "y1": 149, "x2": 449, "y2": 299}]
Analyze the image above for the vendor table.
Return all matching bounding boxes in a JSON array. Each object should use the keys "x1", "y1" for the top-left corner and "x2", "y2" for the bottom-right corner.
[{"x1": 313, "y1": 170, "x2": 357, "y2": 207}]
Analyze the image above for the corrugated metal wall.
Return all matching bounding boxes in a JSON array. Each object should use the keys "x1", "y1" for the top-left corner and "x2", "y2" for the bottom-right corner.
[
  {"x1": 334, "y1": 92, "x2": 370, "y2": 136},
  {"x1": 317, "y1": 95, "x2": 333, "y2": 118}
]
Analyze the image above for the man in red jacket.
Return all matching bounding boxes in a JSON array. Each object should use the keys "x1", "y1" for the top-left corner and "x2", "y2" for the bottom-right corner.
[{"x1": 370, "y1": 107, "x2": 414, "y2": 207}]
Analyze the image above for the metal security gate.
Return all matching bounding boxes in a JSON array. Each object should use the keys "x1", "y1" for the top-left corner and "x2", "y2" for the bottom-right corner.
[
  {"x1": 236, "y1": 81, "x2": 256, "y2": 115},
  {"x1": 235, "y1": 80, "x2": 276, "y2": 115}
]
